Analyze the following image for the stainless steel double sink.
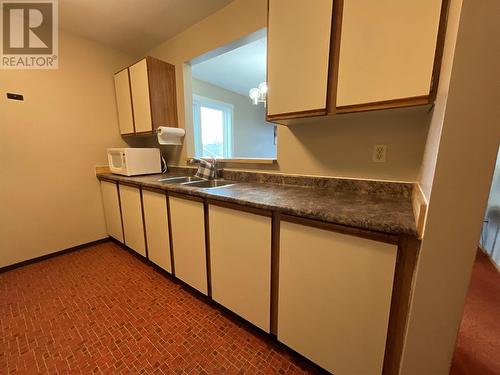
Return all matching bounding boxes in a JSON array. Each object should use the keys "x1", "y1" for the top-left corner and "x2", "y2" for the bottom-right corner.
[{"x1": 157, "y1": 176, "x2": 235, "y2": 189}]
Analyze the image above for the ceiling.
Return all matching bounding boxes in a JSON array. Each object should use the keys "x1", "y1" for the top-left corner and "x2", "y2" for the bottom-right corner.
[
  {"x1": 59, "y1": 0, "x2": 235, "y2": 56},
  {"x1": 191, "y1": 37, "x2": 266, "y2": 96}
]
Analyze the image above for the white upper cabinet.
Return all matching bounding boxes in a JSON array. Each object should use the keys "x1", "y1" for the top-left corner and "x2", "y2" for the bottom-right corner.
[
  {"x1": 113, "y1": 69, "x2": 134, "y2": 135},
  {"x1": 336, "y1": 0, "x2": 443, "y2": 107},
  {"x1": 267, "y1": 0, "x2": 334, "y2": 119},
  {"x1": 129, "y1": 58, "x2": 153, "y2": 133},
  {"x1": 266, "y1": 0, "x2": 447, "y2": 123},
  {"x1": 113, "y1": 56, "x2": 178, "y2": 135}
]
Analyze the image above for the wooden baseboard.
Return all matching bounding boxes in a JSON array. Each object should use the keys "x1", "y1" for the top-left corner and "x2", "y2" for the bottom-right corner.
[
  {"x1": 0, "y1": 237, "x2": 111, "y2": 274},
  {"x1": 412, "y1": 183, "x2": 428, "y2": 239}
]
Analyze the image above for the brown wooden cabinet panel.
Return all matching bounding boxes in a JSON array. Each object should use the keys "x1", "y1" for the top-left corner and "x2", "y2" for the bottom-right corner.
[{"x1": 147, "y1": 57, "x2": 178, "y2": 131}]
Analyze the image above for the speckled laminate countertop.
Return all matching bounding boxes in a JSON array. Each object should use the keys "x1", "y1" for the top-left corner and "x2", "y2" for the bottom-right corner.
[{"x1": 97, "y1": 171, "x2": 417, "y2": 237}]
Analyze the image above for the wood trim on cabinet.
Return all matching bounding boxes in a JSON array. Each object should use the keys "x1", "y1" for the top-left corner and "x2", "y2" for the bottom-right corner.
[
  {"x1": 266, "y1": 108, "x2": 327, "y2": 123},
  {"x1": 204, "y1": 202, "x2": 212, "y2": 297},
  {"x1": 141, "y1": 185, "x2": 167, "y2": 195},
  {"x1": 280, "y1": 214, "x2": 399, "y2": 245},
  {"x1": 335, "y1": 95, "x2": 431, "y2": 114},
  {"x1": 116, "y1": 181, "x2": 126, "y2": 244},
  {"x1": 166, "y1": 194, "x2": 176, "y2": 276},
  {"x1": 97, "y1": 176, "x2": 116, "y2": 184},
  {"x1": 95, "y1": 165, "x2": 111, "y2": 174},
  {"x1": 145, "y1": 56, "x2": 154, "y2": 133},
  {"x1": 428, "y1": 0, "x2": 451, "y2": 102},
  {"x1": 139, "y1": 188, "x2": 149, "y2": 260},
  {"x1": 206, "y1": 199, "x2": 272, "y2": 218},
  {"x1": 133, "y1": 130, "x2": 157, "y2": 136},
  {"x1": 127, "y1": 68, "x2": 136, "y2": 133},
  {"x1": 270, "y1": 211, "x2": 281, "y2": 336},
  {"x1": 168, "y1": 191, "x2": 204, "y2": 203},
  {"x1": 326, "y1": 0, "x2": 343, "y2": 115},
  {"x1": 382, "y1": 235, "x2": 420, "y2": 375}
]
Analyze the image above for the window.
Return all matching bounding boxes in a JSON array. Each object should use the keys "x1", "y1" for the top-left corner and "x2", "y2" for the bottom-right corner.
[{"x1": 192, "y1": 95, "x2": 233, "y2": 158}]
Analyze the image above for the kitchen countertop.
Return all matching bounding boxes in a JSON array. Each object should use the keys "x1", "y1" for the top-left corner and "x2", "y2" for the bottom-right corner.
[{"x1": 97, "y1": 172, "x2": 417, "y2": 237}]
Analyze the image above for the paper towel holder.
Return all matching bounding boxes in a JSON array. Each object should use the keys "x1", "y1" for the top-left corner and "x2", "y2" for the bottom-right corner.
[{"x1": 157, "y1": 126, "x2": 185, "y2": 145}]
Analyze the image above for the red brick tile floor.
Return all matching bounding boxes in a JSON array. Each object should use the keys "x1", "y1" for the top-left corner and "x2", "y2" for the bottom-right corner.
[
  {"x1": 450, "y1": 250, "x2": 500, "y2": 375},
  {"x1": 0, "y1": 241, "x2": 323, "y2": 374}
]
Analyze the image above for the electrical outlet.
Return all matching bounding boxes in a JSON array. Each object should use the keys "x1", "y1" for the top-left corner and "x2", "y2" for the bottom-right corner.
[{"x1": 373, "y1": 145, "x2": 387, "y2": 163}]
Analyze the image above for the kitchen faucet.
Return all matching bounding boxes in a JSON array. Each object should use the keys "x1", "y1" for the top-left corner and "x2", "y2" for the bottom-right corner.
[{"x1": 189, "y1": 157, "x2": 220, "y2": 180}]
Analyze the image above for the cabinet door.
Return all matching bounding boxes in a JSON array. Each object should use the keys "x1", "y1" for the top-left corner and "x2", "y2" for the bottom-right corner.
[
  {"x1": 129, "y1": 58, "x2": 152, "y2": 133},
  {"x1": 142, "y1": 190, "x2": 172, "y2": 273},
  {"x1": 119, "y1": 184, "x2": 146, "y2": 257},
  {"x1": 278, "y1": 221, "x2": 397, "y2": 375},
  {"x1": 209, "y1": 205, "x2": 271, "y2": 331},
  {"x1": 267, "y1": 0, "x2": 333, "y2": 118},
  {"x1": 336, "y1": 0, "x2": 443, "y2": 107},
  {"x1": 169, "y1": 197, "x2": 207, "y2": 294},
  {"x1": 100, "y1": 180, "x2": 123, "y2": 243},
  {"x1": 113, "y1": 69, "x2": 134, "y2": 135}
]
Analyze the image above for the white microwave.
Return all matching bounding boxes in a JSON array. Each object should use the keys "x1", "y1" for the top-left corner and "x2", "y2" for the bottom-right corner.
[{"x1": 107, "y1": 148, "x2": 161, "y2": 176}]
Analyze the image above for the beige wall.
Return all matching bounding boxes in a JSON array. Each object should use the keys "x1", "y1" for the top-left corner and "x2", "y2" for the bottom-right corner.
[
  {"x1": 148, "y1": 0, "x2": 430, "y2": 182},
  {"x1": 191, "y1": 78, "x2": 276, "y2": 158},
  {"x1": 277, "y1": 108, "x2": 430, "y2": 181},
  {"x1": 400, "y1": 0, "x2": 500, "y2": 373},
  {"x1": 0, "y1": 31, "x2": 131, "y2": 267}
]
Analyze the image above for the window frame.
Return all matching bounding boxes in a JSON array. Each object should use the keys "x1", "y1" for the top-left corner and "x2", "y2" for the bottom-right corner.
[{"x1": 192, "y1": 94, "x2": 234, "y2": 158}]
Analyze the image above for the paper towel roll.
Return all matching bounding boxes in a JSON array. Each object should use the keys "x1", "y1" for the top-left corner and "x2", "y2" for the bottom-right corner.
[{"x1": 157, "y1": 127, "x2": 185, "y2": 145}]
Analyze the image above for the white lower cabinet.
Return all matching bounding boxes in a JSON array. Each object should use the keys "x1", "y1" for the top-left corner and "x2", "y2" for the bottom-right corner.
[
  {"x1": 99, "y1": 179, "x2": 402, "y2": 374},
  {"x1": 169, "y1": 196, "x2": 208, "y2": 295},
  {"x1": 278, "y1": 220, "x2": 397, "y2": 375},
  {"x1": 100, "y1": 180, "x2": 123, "y2": 242},
  {"x1": 119, "y1": 184, "x2": 147, "y2": 257},
  {"x1": 142, "y1": 189, "x2": 172, "y2": 273},
  {"x1": 209, "y1": 205, "x2": 272, "y2": 332}
]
